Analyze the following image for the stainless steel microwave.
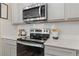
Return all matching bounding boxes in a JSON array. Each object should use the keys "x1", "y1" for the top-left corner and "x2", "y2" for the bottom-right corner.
[{"x1": 23, "y1": 3, "x2": 47, "y2": 22}]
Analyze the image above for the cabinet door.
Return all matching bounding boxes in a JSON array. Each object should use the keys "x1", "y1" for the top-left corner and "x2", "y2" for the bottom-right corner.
[
  {"x1": 10, "y1": 45, "x2": 17, "y2": 56},
  {"x1": 12, "y1": 3, "x2": 31, "y2": 24},
  {"x1": 12, "y1": 3, "x2": 24, "y2": 24},
  {"x1": 65, "y1": 3, "x2": 79, "y2": 20},
  {"x1": 3, "y1": 43, "x2": 11, "y2": 56},
  {"x1": 2, "y1": 39, "x2": 17, "y2": 56},
  {"x1": 0, "y1": 38, "x2": 2, "y2": 56},
  {"x1": 76, "y1": 51, "x2": 79, "y2": 56},
  {"x1": 45, "y1": 45, "x2": 76, "y2": 56},
  {"x1": 48, "y1": 3, "x2": 64, "y2": 21},
  {"x1": 12, "y1": 3, "x2": 18, "y2": 24},
  {"x1": 0, "y1": 23, "x2": 2, "y2": 56},
  {"x1": 17, "y1": 3, "x2": 31, "y2": 24},
  {"x1": 3, "y1": 44, "x2": 16, "y2": 56}
]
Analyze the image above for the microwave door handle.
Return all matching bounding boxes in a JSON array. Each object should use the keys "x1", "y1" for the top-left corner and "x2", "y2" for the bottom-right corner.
[{"x1": 39, "y1": 6, "x2": 41, "y2": 17}]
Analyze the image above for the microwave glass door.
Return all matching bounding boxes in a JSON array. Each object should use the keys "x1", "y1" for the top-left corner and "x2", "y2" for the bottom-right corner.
[{"x1": 23, "y1": 7, "x2": 40, "y2": 19}]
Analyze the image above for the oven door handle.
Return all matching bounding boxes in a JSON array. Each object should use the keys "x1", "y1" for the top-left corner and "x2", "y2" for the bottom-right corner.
[{"x1": 17, "y1": 41, "x2": 44, "y2": 48}]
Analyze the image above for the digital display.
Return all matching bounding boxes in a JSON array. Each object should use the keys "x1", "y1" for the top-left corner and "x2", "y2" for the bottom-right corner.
[{"x1": 35, "y1": 29, "x2": 42, "y2": 32}]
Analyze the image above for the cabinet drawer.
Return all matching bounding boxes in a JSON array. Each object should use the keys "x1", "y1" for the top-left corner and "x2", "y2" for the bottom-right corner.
[{"x1": 45, "y1": 45, "x2": 76, "y2": 56}]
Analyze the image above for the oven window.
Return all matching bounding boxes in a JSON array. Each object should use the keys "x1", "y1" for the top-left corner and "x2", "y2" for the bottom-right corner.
[{"x1": 17, "y1": 43, "x2": 44, "y2": 56}]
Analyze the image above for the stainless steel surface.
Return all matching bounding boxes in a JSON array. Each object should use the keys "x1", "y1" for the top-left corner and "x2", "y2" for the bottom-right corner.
[
  {"x1": 17, "y1": 36, "x2": 46, "y2": 48},
  {"x1": 17, "y1": 40, "x2": 44, "y2": 48},
  {"x1": 17, "y1": 39, "x2": 44, "y2": 56},
  {"x1": 23, "y1": 3, "x2": 47, "y2": 22},
  {"x1": 24, "y1": 3, "x2": 46, "y2": 10},
  {"x1": 23, "y1": 17, "x2": 46, "y2": 22},
  {"x1": 17, "y1": 37, "x2": 47, "y2": 43}
]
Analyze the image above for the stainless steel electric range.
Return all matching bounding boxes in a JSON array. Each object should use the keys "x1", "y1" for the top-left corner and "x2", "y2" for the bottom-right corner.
[{"x1": 17, "y1": 29, "x2": 50, "y2": 56}]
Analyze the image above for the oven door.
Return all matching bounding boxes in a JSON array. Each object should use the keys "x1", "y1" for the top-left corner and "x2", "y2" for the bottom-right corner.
[{"x1": 17, "y1": 41, "x2": 44, "y2": 56}]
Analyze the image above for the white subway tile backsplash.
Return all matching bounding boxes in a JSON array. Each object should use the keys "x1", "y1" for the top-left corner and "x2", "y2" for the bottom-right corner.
[{"x1": 17, "y1": 21, "x2": 79, "y2": 40}]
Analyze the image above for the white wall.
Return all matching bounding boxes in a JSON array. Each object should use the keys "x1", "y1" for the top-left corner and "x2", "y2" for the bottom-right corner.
[{"x1": 0, "y1": 3, "x2": 17, "y2": 39}]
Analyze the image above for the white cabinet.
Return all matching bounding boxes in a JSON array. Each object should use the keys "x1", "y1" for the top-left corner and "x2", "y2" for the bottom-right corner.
[
  {"x1": 3, "y1": 43, "x2": 16, "y2": 56},
  {"x1": 11, "y1": 3, "x2": 31, "y2": 24},
  {"x1": 2, "y1": 39, "x2": 17, "y2": 56},
  {"x1": 65, "y1": 3, "x2": 79, "y2": 20},
  {"x1": 76, "y1": 51, "x2": 79, "y2": 56},
  {"x1": 11, "y1": 3, "x2": 79, "y2": 23},
  {"x1": 48, "y1": 3, "x2": 64, "y2": 21},
  {"x1": 0, "y1": 38, "x2": 2, "y2": 56},
  {"x1": 45, "y1": 45, "x2": 76, "y2": 56},
  {"x1": 12, "y1": 3, "x2": 20, "y2": 24}
]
